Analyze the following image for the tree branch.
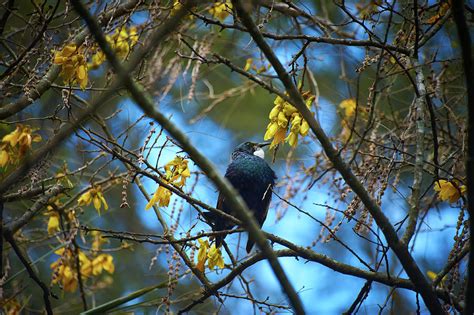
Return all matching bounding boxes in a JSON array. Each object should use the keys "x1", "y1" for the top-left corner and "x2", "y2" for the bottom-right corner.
[
  {"x1": 70, "y1": 1, "x2": 306, "y2": 314},
  {"x1": 451, "y1": 1, "x2": 474, "y2": 314},
  {"x1": 4, "y1": 232, "x2": 55, "y2": 315},
  {"x1": 0, "y1": 0, "x2": 142, "y2": 120},
  {"x1": 231, "y1": 1, "x2": 444, "y2": 313}
]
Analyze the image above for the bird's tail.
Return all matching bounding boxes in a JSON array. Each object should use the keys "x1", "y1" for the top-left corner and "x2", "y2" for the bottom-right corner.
[
  {"x1": 202, "y1": 211, "x2": 219, "y2": 226},
  {"x1": 246, "y1": 238, "x2": 255, "y2": 253},
  {"x1": 202, "y1": 211, "x2": 226, "y2": 247}
]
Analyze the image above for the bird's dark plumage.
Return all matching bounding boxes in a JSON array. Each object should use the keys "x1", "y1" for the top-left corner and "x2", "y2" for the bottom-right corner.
[{"x1": 203, "y1": 141, "x2": 276, "y2": 253}]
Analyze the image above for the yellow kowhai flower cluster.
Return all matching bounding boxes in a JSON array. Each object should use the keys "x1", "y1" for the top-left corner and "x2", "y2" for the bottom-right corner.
[
  {"x1": 0, "y1": 125, "x2": 41, "y2": 168},
  {"x1": 44, "y1": 169, "x2": 76, "y2": 235},
  {"x1": 50, "y1": 248, "x2": 90, "y2": 292},
  {"x1": 434, "y1": 179, "x2": 466, "y2": 203},
  {"x1": 264, "y1": 92, "x2": 313, "y2": 148},
  {"x1": 208, "y1": 1, "x2": 232, "y2": 21},
  {"x1": 339, "y1": 98, "x2": 357, "y2": 141},
  {"x1": 77, "y1": 186, "x2": 108, "y2": 214},
  {"x1": 340, "y1": 98, "x2": 357, "y2": 117},
  {"x1": 44, "y1": 199, "x2": 77, "y2": 236},
  {"x1": 146, "y1": 156, "x2": 190, "y2": 209},
  {"x1": 196, "y1": 239, "x2": 225, "y2": 272},
  {"x1": 44, "y1": 198, "x2": 62, "y2": 235},
  {"x1": 53, "y1": 44, "x2": 88, "y2": 90},
  {"x1": 89, "y1": 26, "x2": 139, "y2": 69},
  {"x1": 50, "y1": 247, "x2": 114, "y2": 292},
  {"x1": 45, "y1": 209, "x2": 60, "y2": 235}
]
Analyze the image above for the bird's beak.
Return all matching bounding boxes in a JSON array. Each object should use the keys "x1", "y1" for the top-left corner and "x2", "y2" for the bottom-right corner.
[{"x1": 257, "y1": 141, "x2": 271, "y2": 148}]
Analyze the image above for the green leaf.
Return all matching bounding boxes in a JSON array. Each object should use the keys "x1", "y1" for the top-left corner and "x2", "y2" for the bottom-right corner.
[{"x1": 80, "y1": 280, "x2": 171, "y2": 314}]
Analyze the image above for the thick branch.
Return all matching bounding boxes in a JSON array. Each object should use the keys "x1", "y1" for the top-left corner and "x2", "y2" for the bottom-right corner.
[
  {"x1": 4, "y1": 232, "x2": 55, "y2": 315},
  {"x1": 70, "y1": 1, "x2": 305, "y2": 314},
  {"x1": 5, "y1": 184, "x2": 65, "y2": 235},
  {"x1": 451, "y1": 1, "x2": 474, "y2": 314},
  {"x1": 232, "y1": 1, "x2": 443, "y2": 313},
  {"x1": 0, "y1": 0, "x2": 142, "y2": 120}
]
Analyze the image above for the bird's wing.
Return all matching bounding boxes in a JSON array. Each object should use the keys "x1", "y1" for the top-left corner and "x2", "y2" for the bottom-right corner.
[
  {"x1": 216, "y1": 192, "x2": 225, "y2": 211},
  {"x1": 258, "y1": 182, "x2": 273, "y2": 226}
]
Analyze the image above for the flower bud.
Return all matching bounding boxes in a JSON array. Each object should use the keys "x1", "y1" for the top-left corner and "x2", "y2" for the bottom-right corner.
[
  {"x1": 283, "y1": 104, "x2": 297, "y2": 116},
  {"x1": 300, "y1": 120, "x2": 310, "y2": 136},
  {"x1": 286, "y1": 132, "x2": 298, "y2": 147},
  {"x1": 277, "y1": 111, "x2": 288, "y2": 128},
  {"x1": 264, "y1": 122, "x2": 278, "y2": 140},
  {"x1": 269, "y1": 106, "x2": 280, "y2": 119}
]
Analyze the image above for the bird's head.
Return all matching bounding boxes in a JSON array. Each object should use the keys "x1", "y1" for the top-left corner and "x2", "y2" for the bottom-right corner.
[{"x1": 231, "y1": 141, "x2": 270, "y2": 160}]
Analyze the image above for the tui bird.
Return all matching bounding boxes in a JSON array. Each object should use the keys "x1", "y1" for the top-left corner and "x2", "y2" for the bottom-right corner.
[{"x1": 203, "y1": 141, "x2": 276, "y2": 253}]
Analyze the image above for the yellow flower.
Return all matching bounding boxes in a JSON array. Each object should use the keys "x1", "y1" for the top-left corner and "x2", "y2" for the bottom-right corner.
[
  {"x1": 0, "y1": 149, "x2": 9, "y2": 167},
  {"x1": 145, "y1": 185, "x2": 172, "y2": 209},
  {"x1": 427, "y1": 270, "x2": 436, "y2": 281},
  {"x1": 92, "y1": 254, "x2": 115, "y2": 275},
  {"x1": 54, "y1": 265, "x2": 77, "y2": 292},
  {"x1": 146, "y1": 156, "x2": 191, "y2": 209},
  {"x1": 427, "y1": 270, "x2": 446, "y2": 288},
  {"x1": 44, "y1": 197, "x2": 63, "y2": 235},
  {"x1": 77, "y1": 186, "x2": 108, "y2": 214},
  {"x1": 2, "y1": 125, "x2": 41, "y2": 149},
  {"x1": 78, "y1": 250, "x2": 92, "y2": 276},
  {"x1": 285, "y1": 131, "x2": 298, "y2": 147},
  {"x1": 207, "y1": 244, "x2": 225, "y2": 270},
  {"x1": 164, "y1": 156, "x2": 191, "y2": 187},
  {"x1": 50, "y1": 247, "x2": 114, "y2": 293},
  {"x1": 264, "y1": 121, "x2": 279, "y2": 140},
  {"x1": 290, "y1": 114, "x2": 302, "y2": 130},
  {"x1": 2, "y1": 127, "x2": 21, "y2": 147},
  {"x1": 47, "y1": 212, "x2": 60, "y2": 235},
  {"x1": 434, "y1": 179, "x2": 466, "y2": 203},
  {"x1": 77, "y1": 190, "x2": 92, "y2": 206},
  {"x1": 283, "y1": 104, "x2": 298, "y2": 116},
  {"x1": 50, "y1": 248, "x2": 92, "y2": 292},
  {"x1": 0, "y1": 125, "x2": 41, "y2": 166},
  {"x1": 209, "y1": 1, "x2": 232, "y2": 21},
  {"x1": 264, "y1": 92, "x2": 313, "y2": 149},
  {"x1": 271, "y1": 128, "x2": 287, "y2": 148},
  {"x1": 339, "y1": 99, "x2": 356, "y2": 117},
  {"x1": 244, "y1": 58, "x2": 253, "y2": 71},
  {"x1": 89, "y1": 50, "x2": 106, "y2": 69},
  {"x1": 53, "y1": 43, "x2": 88, "y2": 89},
  {"x1": 269, "y1": 105, "x2": 280, "y2": 119},
  {"x1": 89, "y1": 26, "x2": 139, "y2": 69},
  {"x1": 93, "y1": 191, "x2": 108, "y2": 212},
  {"x1": 196, "y1": 238, "x2": 209, "y2": 273},
  {"x1": 277, "y1": 111, "x2": 289, "y2": 128},
  {"x1": 299, "y1": 120, "x2": 310, "y2": 136}
]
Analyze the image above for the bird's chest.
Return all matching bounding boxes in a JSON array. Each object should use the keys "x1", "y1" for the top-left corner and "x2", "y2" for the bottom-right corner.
[{"x1": 225, "y1": 158, "x2": 273, "y2": 190}]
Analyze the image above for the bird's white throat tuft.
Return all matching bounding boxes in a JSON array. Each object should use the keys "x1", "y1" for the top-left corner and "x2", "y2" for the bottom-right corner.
[{"x1": 253, "y1": 147, "x2": 265, "y2": 159}]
